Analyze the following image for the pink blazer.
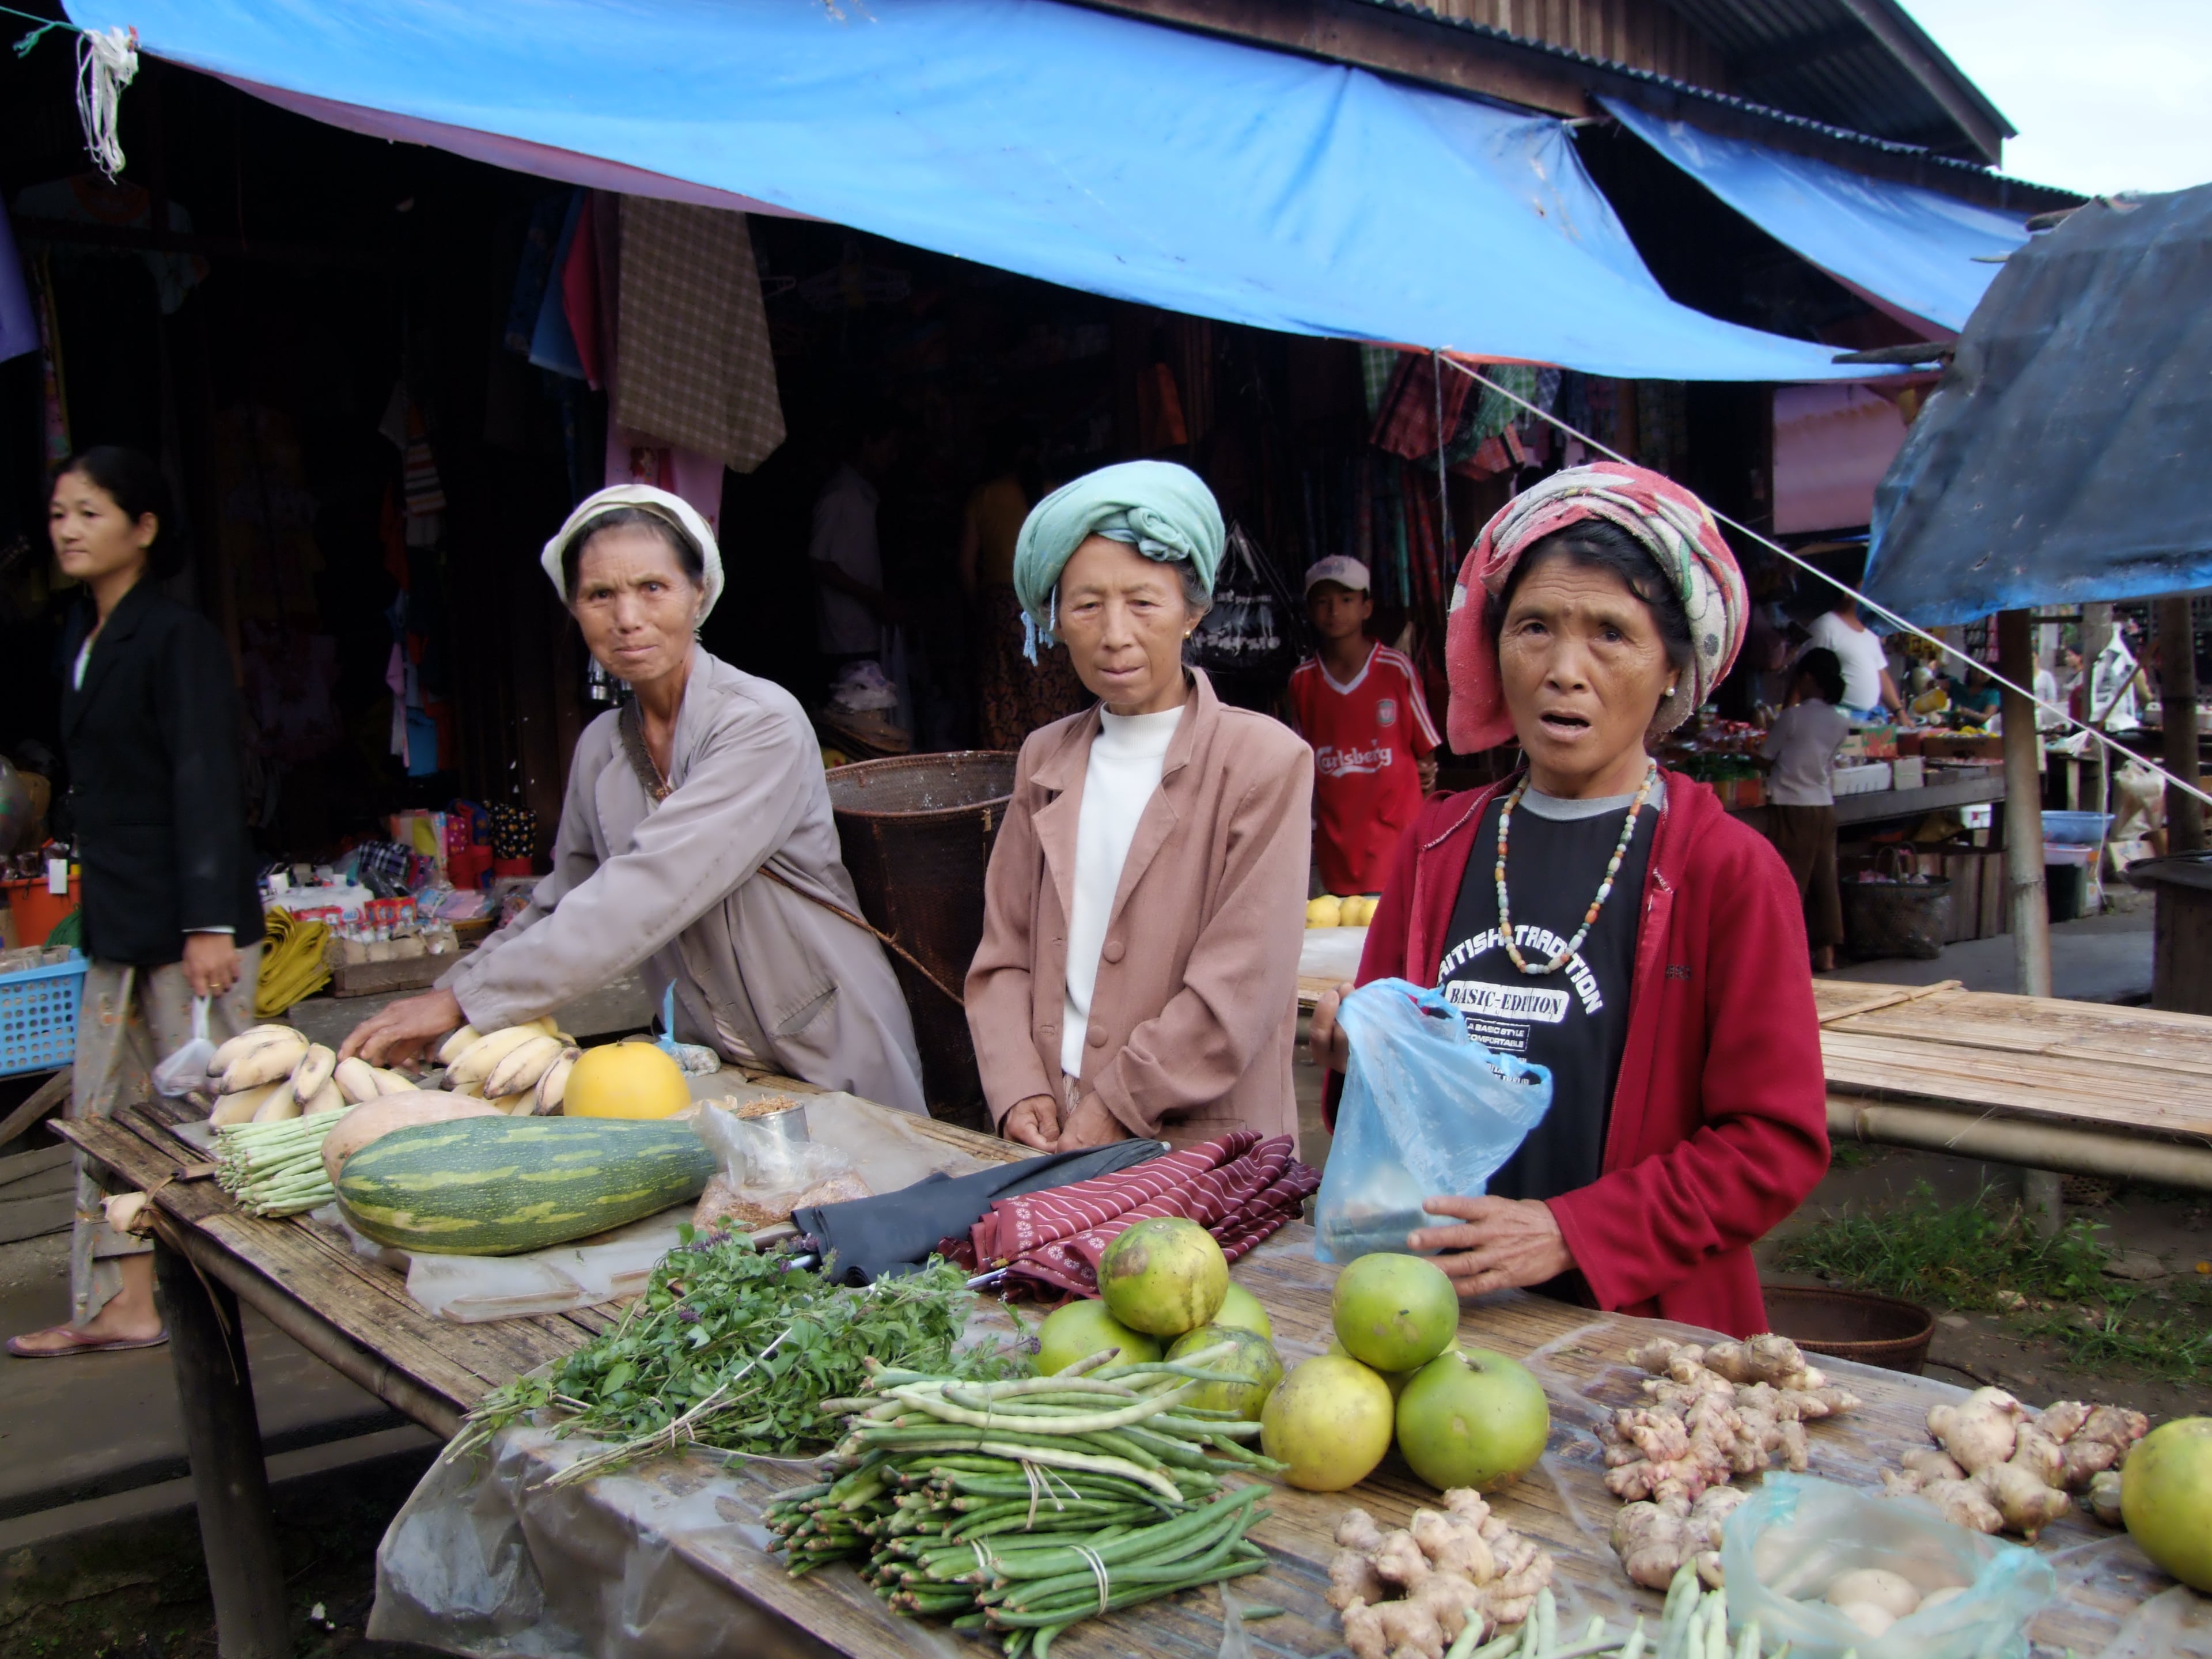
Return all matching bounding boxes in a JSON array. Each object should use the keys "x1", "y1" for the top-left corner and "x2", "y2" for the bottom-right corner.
[{"x1": 966, "y1": 670, "x2": 1313, "y2": 1148}]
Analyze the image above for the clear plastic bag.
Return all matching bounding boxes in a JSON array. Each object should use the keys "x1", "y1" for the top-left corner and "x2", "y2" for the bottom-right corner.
[
  {"x1": 1719, "y1": 1474, "x2": 2056, "y2": 1659},
  {"x1": 151, "y1": 996, "x2": 217, "y2": 1101},
  {"x1": 1314, "y1": 978, "x2": 1552, "y2": 1263},
  {"x1": 690, "y1": 1100, "x2": 869, "y2": 1230}
]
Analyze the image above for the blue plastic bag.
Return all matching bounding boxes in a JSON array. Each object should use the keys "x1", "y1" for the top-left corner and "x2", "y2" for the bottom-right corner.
[
  {"x1": 1314, "y1": 978, "x2": 1552, "y2": 1264},
  {"x1": 1720, "y1": 1474, "x2": 2055, "y2": 1659}
]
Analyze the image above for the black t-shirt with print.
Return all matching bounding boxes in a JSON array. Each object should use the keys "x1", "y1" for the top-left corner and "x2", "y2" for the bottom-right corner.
[{"x1": 1435, "y1": 790, "x2": 1657, "y2": 1204}]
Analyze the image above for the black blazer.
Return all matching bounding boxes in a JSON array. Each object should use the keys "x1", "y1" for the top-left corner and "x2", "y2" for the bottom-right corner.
[{"x1": 59, "y1": 582, "x2": 264, "y2": 965}]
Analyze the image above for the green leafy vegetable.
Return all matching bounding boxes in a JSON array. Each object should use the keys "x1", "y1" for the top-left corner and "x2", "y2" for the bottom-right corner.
[{"x1": 459, "y1": 1232, "x2": 1025, "y2": 1479}]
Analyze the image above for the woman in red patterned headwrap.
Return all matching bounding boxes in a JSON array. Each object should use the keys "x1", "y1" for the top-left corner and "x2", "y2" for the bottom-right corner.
[{"x1": 1310, "y1": 464, "x2": 1828, "y2": 1339}]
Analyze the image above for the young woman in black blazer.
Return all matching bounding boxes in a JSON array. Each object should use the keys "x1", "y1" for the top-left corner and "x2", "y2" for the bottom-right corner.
[{"x1": 10, "y1": 448, "x2": 264, "y2": 1358}]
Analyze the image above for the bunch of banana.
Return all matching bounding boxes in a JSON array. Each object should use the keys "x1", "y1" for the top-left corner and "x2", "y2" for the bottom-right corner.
[
  {"x1": 204, "y1": 1027, "x2": 416, "y2": 1128},
  {"x1": 435, "y1": 1018, "x2": 577, "y2": 1114}
]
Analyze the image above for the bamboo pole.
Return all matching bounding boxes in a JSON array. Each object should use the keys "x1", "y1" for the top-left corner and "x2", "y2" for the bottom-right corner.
[
  {"x1": 2159, "y1": 594, "x2": 2204, "y2": 854},
  {"x1": 1827, "y1": 1096, "x2": 2212, "y2": 1193},
  {"x1": 1996, "y1": 610, "x2": 2062, "y2": 1238}
]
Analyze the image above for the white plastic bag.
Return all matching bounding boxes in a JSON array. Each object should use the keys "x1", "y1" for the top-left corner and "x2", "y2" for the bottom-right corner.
[
  {"x1": 1315, "y1": 978, "x2": 1552, "y2": 1263},
  {"x1": 1720, "y1": 1474, "x2": 2055, "y2": 1659},
  {"x1": 151, "y1": 996, "x2": 217, "y2": 1100}
]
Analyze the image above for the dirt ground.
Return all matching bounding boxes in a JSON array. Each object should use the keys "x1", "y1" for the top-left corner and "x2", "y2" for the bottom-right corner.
[
  {"x1": 1760, "y1": 1143, "x2": 2212, "y2": 1426},
  {"x1": 0, "y1": 1453, "x2": 440, "y2": 1659}
]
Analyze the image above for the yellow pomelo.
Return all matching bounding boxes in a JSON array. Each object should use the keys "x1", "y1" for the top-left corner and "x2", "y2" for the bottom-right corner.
[
  {"x1": 1305, "y1": 896, "x2": 1343, "y2": 928},
  {"x1": 1098, "y1": 1217, "x2": 1228, "y2": 1337},
  {"x1": 1262, "y1": 1354, "x2": 1395, "y2": 1491},
  {"x1": 1330, "y1": 1334, "x2": 1427, "y2": 1399},
  {"x1": 2122, "y1": 1417, "x2": 2212, "y2": 1592},
  {"x1": 561, "y1": 1040, "x2": 692, "y2": 1120},
  {"x1": 1332, "y1": 1252, "x2": 1460, "y2": 1373},
  {"x1": 1036, "y1": 1300, "x2": 1160, "y2": 1374},
  {"x1": 1166, "y1": 1324, "x2": 1285, "y2": 1420},
  {"x1": 1212, "y1": 1283, "x2": 1273, "y2": 1340}
]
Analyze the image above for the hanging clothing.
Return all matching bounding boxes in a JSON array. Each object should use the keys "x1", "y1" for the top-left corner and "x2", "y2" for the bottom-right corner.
[
  {"x1": 1370, "y1": 351, "x2": 1474, "y2": 463},
  {"x1": 612, "y1": 198, "x2": 785, "y2": 474}
]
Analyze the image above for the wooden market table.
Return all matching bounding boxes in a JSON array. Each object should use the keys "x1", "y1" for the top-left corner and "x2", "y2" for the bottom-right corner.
[
  {"x1": 60, "y1": 1086, "x2": 2200, "y2": 1659},
  {"x1": 1815, "y1": 979, "x2": 2212, "y2": 1190}
]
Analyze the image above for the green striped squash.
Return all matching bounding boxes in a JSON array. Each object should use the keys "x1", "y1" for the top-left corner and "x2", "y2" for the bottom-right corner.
[{"x1": 336, "y1": 1115, "x2": 718, "y2": 1255}]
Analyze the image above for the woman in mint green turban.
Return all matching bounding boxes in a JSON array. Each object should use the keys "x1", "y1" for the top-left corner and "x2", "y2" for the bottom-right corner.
[{"x1": 967, "y1": 463, "x2": 1314, "y2": 1154}]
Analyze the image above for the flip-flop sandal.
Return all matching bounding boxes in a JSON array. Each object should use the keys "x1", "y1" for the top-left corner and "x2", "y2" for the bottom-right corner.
[{"x1": 6, "y1": 1328, "x2": 168, "y2": 1358}]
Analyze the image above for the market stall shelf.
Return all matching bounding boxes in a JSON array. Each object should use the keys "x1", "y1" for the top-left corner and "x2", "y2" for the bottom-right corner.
[{"x1": 60, "y1": 1086, "x2": 2203, "y2": 1659}]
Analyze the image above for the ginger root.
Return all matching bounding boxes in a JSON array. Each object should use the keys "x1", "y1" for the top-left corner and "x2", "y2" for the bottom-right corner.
[
  {"x1": 1976, "y1": 1461, "x2": 2070, "y2": 1540},
  {"x1": 1610, "y1": 1485, "x2": 1748, "y2": 1590},
  {"x1": 1892, "y1": 1390, "x2": 2147, "y2": 1538},
  {"x1": 1927, "y1": 1387, "x2": 2025, "y2": 1474},
  {"x1": 1330, "y1": 1489, "x2": 1556, "y2": 1658},
  {"x1": 2086, "y1": 1469, "x2": 2124, "y2": 1528}
]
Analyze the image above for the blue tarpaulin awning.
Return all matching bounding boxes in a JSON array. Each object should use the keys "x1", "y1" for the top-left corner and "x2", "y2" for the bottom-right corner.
[
  {"x1": 1865, "y1": 187, "x2": 2212, "y2": 625},
  {"x1": 64, "y1": 0, "x2": 1891, "y2": 383},
  {"x1": 1601, "y1": 97, "x2": 2030, "y2": 336}
]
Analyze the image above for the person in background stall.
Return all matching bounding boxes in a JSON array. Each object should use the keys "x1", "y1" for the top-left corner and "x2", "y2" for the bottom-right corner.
[
  {"x1": 1760, "y1": 647, "x2": 1850, "y2": 972},
  {"x1": 12, "y1": 449, "x2": 264, "y2": 1359},
  {"x1": 1287, "y1": 556, "x2": 1439, "y2": 899},
  {"x1": 967, "y1": 461, "x2": 1312, "y2": 1152},
  {"x1": 1802, "y1": 590, "x2": 1903, "y2": 722},
  {"x1": 1309, "y1": 463, "x2": 1828, "y2": 1339},
  {"x1": 2090, "y1": 623, "x2": 2147, "y2": 732},
  {"x1": 1953, "y1": 664, "x2": 2002, "y2": 726},
  {"x1": 2034, "y1": 653, "x2": 2067, "y2": 733},
  {"x1": 959, "y1": 421, "x2": 1088, "y2": 748},
  {"x1": 810, "y1": 408, "x2": 903, "y2": 675},
  {"x1": 343, "y1": 485, "x2": 925, "y2": 1115}
]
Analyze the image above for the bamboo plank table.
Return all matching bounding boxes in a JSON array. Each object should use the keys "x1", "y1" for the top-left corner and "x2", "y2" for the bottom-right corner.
[
  {"x1": 60, "y1": 1095, "x2": 2202, "y2": 1659},
  {"x1": 1815, "y1": 979, "x2": 2212, "y2": 1188}
]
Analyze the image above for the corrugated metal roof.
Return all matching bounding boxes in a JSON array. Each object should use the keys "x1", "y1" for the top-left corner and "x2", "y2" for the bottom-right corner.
[
  {"x1": 1664, "y1": 0, "x2": 2011, "y2": 156},
  {"x1": 1346, "y1": 0, "x2": 2011, "y2": 163}
]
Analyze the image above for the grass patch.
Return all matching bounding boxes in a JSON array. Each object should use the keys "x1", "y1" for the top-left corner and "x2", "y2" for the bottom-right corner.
[{"x1": 1775, "y1": 1181, "x2": 2212, "y2": 1382}]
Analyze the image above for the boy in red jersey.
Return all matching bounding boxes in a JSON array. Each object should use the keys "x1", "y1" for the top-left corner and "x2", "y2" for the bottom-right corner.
[{"x1": 1287, "y1": 556, "x2": 1440, "y2": 896}]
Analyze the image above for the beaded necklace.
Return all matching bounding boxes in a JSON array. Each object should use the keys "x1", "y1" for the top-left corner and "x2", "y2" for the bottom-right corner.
[{"x1": 1493, "y1": 760, "x2": 1658, "y2": 975}]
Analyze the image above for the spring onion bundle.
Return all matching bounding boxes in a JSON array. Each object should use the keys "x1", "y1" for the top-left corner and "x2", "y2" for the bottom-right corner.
[
  {"x1": 767, "y1": 1346, "x2": 1280, "y2": 1659},
  {"x1": 214, "y1": 1108, "x2": 345, "y2": 1216}
]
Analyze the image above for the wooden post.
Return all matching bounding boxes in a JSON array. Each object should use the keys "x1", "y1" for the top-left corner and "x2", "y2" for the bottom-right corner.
[
  {"x1": 1998, "y1": 610, "x2": 2063, "y2": 1238},
  {"x1": 2160, "y1": 594, "x2": 2204, "y2": 854},
  {"x1": 153, "y1": 1241, "x2": 291, "y2": 1657}
]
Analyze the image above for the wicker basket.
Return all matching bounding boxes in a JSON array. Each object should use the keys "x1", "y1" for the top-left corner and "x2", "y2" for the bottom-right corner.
[
  {"x1": 827, "y1": 752, "x2": 1018, "y2": 1130},
  {"x1": 1762, "y1": 1285, "x2": 1936, "y2": 1374},
  {"x1": 1842, "y1": 847, "x2": 1953, "y2": 961}
]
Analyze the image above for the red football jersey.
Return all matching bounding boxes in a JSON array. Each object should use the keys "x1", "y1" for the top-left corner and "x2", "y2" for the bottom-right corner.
[{"x1": 1287, "y1": 643, "x2": 1441, "y2": 895}]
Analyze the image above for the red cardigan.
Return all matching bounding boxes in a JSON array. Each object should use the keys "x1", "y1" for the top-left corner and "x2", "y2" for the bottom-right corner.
[{"x1": 1341, "y1": 770, "x2": 1830, "y2": 1339}]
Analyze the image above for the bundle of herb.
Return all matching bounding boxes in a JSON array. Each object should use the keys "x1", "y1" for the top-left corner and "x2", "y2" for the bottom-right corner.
[{"x1": 459, "y1": 1232, "x2": 1025, "y2": 1483}]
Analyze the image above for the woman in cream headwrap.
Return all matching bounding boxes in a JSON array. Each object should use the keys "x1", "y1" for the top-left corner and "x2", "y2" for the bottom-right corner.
[
  {"x1": 1309, "y1": 463, "x2": 1828, "y2": 1338},
  {"x1": 967, "y1": 461, "x2": 1313, "y2": 1152},
  {"x1": 343, "y1": 486, "x2": 925, "y2": 1114}
]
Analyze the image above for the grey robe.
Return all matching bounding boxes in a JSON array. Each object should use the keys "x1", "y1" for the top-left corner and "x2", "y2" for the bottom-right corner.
[{"x1": 441, "y1": 649, "x2": 926, "y2": 1115}]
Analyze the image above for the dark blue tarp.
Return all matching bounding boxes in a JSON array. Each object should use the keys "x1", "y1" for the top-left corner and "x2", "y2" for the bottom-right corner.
[
  {"x1": 66, "y1": 0, "x2": 1887, "y2": 382},
  {"x1": 1603, "y1": 97, "x2": 2029, "y2": 335},
  {"x1": 1863, "y1": 186, "x2": 2212, "y2": 625}
]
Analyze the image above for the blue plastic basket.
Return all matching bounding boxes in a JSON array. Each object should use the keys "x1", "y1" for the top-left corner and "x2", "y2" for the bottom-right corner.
[
  {"x1": 2043, "y1": 810, "x2": 2114, "y2": 847},
  {"x1": 0, "y1": 953, "x2": 88, "y2": 1078}
]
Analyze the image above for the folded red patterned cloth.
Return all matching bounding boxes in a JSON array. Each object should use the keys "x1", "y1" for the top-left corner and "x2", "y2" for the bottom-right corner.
[{"x1": 959, "y1": 1131, "x2": 1320, "y2": 1300}]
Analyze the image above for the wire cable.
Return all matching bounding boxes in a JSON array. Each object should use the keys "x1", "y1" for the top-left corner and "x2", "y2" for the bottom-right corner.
[{"x1": 1439, "y1": 355, "x2": 2212, "y2": 811}]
